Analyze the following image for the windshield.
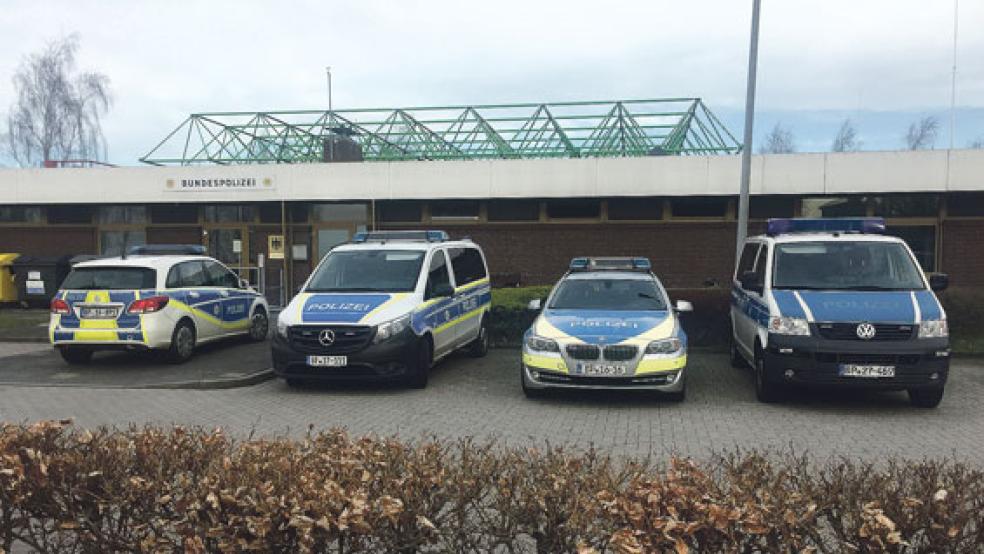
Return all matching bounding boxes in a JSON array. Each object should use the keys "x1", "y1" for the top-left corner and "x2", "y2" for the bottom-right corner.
[
  {"x1": 549, "y1": 278, "x2": 667, "y2": 310},
  {"x1": 772, "y1": 241, "x2": 925, "y2": 291},
  {"x1": 60, "y1": 267, "x2": 157, "y2": 290},
  {"x1": 306, "y1": 250, "x2": 425, "y2": 293}
]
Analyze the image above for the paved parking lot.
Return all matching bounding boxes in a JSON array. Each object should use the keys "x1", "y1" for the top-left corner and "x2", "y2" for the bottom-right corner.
[{"x1": 0, "y1": 346, "x2": 982, "y2": 463}]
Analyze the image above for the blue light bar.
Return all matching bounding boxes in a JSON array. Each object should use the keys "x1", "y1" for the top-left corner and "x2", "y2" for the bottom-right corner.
[
  {"x1": 127, "y1": 244, "x2": 206, "y2": 256},
  {"x1": 766, "y1": 218, "x2": 885, "y2": 236},
  {"x1": 570, "y1": 257, "x2": 589, "y2": 270},
  {"x1": 351, "y1": 230, "x2": 449, "y2": 243},
  {"x1": 632, "y1": 257, "x2": 652, "y2": 270},
  {"x1": 569, "y1": 257, "x2": 652, "y2": 272}
]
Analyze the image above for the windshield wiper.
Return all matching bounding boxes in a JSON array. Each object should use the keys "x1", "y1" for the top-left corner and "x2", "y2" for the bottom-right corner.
[
  {"x1": 306, "y1": 287, "x2": 400, "y2": 293},
  {"x1": 774, "y1": 285, "x2": 916, "y2": 291}
]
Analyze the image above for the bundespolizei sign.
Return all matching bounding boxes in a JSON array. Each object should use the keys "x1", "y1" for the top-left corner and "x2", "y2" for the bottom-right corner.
[{"x1": 165, "y1": 177, "x2": 274, "y2": 192}]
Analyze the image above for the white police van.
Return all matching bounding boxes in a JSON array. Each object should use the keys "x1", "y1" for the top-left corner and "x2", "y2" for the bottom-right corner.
[
  {"x1": 49, "y1": 245, "x2": 269, "y2": 364},
  {"x1": 271, "y1": 231, "x2": 491, "y2": 388},
  {"x1": 521, "y1": 257, "x2": 692, "y2": 400},
  {"x1": 731, "y1": 218, "x2": 950, "y2": 407}
]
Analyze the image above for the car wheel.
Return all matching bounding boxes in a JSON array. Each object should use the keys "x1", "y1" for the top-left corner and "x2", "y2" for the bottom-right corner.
[
  {"x1": 908, "y1": 387, "x2": 944, "y2": 408},
  {"x1": 248, "y1": 309, "x2": 269, "y2": 342},
  {"x1": 467, "y1": 317, "x2": 490, "y2": 358},
  {"x1": 167, "y1": 320, "x2": 196, "y2": 364},
  {"x1": 521, "y1": 366, "x2": 546, "y2": 399},
  {"x1": 406, "y1": 338, "x2": 431, "y2": 389},
  {"x1": 754, "y1": 353, "x2": 782, "y2": 403},
  {"x1": 59, "y1": 347, "x2": 93, "y2": 365}
]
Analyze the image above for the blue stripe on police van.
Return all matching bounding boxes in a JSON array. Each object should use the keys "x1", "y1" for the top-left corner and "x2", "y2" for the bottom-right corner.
[
  {"x1": 732, "y1": 285, "x2": 770, "y2": 327},
  {"x1": 914, "y1": 290, "x2": 942, "y2": 321},
  {"x1": 771, "y1": 290, "x2": 805, "y2": 319},
  {"x1": 796, "y1": 291, "x2": 915, "y2": 323}
]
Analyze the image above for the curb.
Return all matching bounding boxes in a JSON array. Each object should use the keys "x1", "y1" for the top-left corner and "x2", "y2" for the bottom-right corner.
[
  {"x1": 0, "y1": 368, "x2": 275, "y2": 391},
  {"x1": 0, "y1": 337, "x2": 48, "y2": 343}
]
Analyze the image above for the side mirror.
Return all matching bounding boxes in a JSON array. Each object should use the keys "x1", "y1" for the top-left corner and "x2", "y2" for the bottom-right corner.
[
  {"x1": 739, "y1": 271, "x2": 763, "y2": 294},
  {"x1": 675, "y1": 300, "x2": 693, "y2": 313},
  {"x1": 430, "y1": 283, "x2": 455, "y2": 299},
  {"x1": 238, "y1": 278, "x2": 251, "y2": 289},
  {"x1": 928, "y1": 273, "x2": 949, "y2": 292},
  {"x1": 527, "y1": 298, "x2": 542, "y2": 311}
]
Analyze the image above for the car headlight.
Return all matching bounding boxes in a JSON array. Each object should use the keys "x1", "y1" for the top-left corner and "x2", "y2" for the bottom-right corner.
[
  {"x1": 769, "y1": 316, "x2": 810, "y2": 336},
  {"x1": 918, "y1": 319, "x2": 948, "y2": 338},
  {"x1": 525, "y1": 335, "x2": 559, "y2": 352},
  {"x1": 374, "y1": 313, "x2": 411, "y2": 343},
  {"x1": 276, "y1": 315, "x2": 289, "y2": 338},
  {"x1": 645, "y1": 338, "x2": 683, "y2": 356}
]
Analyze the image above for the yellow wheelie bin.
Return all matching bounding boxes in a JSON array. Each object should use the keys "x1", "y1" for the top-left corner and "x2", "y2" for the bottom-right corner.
[{"x1": 0, "y1": 254, "x2": 20, "y2": 304}]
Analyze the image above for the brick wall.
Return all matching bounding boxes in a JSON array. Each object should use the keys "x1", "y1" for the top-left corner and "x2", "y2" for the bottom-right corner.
[
  {"x1": 0, "y1": 226, "x2": 96, "y2": 257},
  {"x1": 386, "y1": 222, "x2": 740, "y2": 288},
  {"x1": 941, "y1": 220, "x2": 984, "y2": 287}
]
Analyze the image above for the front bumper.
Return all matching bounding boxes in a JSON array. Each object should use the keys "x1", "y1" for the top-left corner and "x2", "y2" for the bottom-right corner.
[
  {"x1": 271, "y1": 325, "x2": 418, "y2": 382},
  {"x1": 521, "y1": 349, "x2": 687, "y2": 392},
  {"x1": 763, "y1": 333, "x2": 950, "y2": 390}
]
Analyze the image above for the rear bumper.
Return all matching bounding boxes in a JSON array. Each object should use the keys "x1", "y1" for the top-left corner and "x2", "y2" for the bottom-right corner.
[
  {"x1": 271, "y1": 327, "x2": 418, "y2": 382},
  {"x1": 763, "y1": 333, "x2": 949, "y2": 390}
]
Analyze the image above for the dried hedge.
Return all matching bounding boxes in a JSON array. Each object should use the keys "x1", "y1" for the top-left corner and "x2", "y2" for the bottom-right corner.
[{"x1": 2, "y1": 421, "x2": 983, "y2": 553}]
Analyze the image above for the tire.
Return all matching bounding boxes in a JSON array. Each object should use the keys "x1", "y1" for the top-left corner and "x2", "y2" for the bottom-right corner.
[
  {"x1": 521, "y1": 368, "x2": 546, "y2": 399},
  {"x1": 754, "y1": 350, "x2": 782, "y2": 403},
  {"x1": 248, "y1": 309, "x2": 269, "y2": 342},
  {"x1": 406, "y1": 338, "x2": 431, "y2": 389},
  {"x1": 59, "y1": 347, "x2": 93, "y2": 365},
  {"x1": 167, "y1": 320, "x2": 196, "y2": 364},
  {"x1": 466, "y1": 317, "x2": 490, "y2": 358},
  {"x1": 909, "y1": 387, "x2": 944, "y2": 408}
]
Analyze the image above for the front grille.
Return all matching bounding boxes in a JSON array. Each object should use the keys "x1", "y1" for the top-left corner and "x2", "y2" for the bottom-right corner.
[
  {"x1": 603, "y1": 345, "x2": 639, "y2": 361},
  {"x1": 288, "y1": 325, "x2": 374, "y2": 354},
  {"x1": 566, "y1": 344, "x2": 600, "y2": 360},
  {"x1": 815, "y1": 352, "x2": 921, "y2": 366},
  {"x1": 816, "y1": 323, "x2": 915, "y2": 341}
]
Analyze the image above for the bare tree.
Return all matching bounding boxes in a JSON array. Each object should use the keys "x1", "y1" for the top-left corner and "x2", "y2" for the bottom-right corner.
[
  {"x1": 4, "y1": 34, "x2": 111, "y2": 167},
  {"x1": 760, "y1": 122, "x2": 795, "y2": 154},
  {"x1": 969, "y1": 137, "x2": 984, "y2": 149},
  {"x1": 831, "y1": 119, "x2": 861, "y2": 152},
  {"x1": 904, "y1": 116, "x2": 939, "y2": 150}
]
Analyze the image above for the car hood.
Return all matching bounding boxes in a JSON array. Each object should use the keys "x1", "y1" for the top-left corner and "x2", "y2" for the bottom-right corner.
[
  {"x1": 771, "y1": 289, "x2": 942, "y2": 323},
  {"x1": 285, "y1": 292, "x2": 417, "y2": 326},
  {"x1": 535, "y1": 309, "x2": 675, "y2": 344}
]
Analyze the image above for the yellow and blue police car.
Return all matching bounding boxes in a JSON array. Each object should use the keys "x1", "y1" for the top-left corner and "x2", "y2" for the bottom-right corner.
[
  {"x1": 49, "y1": 245, "x2": 269, "y2": 364},
  {"x1": 521, "y1": 257, "x2": 693, "y2": 400},
  {"x1": 271, "y1": 231, "x2": 491, "y2": 388}
]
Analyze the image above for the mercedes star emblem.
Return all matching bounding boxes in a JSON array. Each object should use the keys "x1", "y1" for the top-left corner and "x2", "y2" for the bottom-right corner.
[
  {"x1": 855, "y1": 322, "x2": 876, "y2": 340},
  {"x1": 318, "y1": 329, "x2": 336, "y2": 347}
]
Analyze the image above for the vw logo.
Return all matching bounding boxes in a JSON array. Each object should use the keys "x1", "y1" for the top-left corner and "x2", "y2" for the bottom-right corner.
[
  {"x1": 856, "y1": 322, "x2": 876, "y2": 340},
  {"x1": 318, "y1": 329, "x2": 336, "y2": 347}
]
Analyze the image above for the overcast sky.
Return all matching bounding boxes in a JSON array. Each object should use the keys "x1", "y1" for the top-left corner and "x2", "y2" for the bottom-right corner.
[{"x1": 1, "y1": 0, "x2": 982, "y2": 164}]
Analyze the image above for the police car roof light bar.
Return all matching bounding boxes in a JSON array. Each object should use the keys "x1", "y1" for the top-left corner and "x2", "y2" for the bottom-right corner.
[
  {"x1": 351, "y1": 230, "x2": 450, "y2": 243},
  {"x1": 766, "y1": 217, "x2": 886, "y2": 237},
  {"x1": 568, "y1": 257, "x2": 653, "y2": 272},
  {"x1": 126, "y1": 244, "x2": 207, "y2": 256}
]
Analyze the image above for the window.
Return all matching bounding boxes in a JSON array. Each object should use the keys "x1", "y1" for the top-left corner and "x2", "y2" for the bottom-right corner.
[
  {"x1": 208, "y1": 229, "x2": 242, "y2": 264},
  {"x1": 61, "y1": 267, "x2": 157, "y2": 291},
  {"x1": 945, "y1": 192, "x2": 984, "y2": 217},
  {"x1": 671, "y1": 197, "x2": 728, "y2": 218},
  {"x1": 204, "y1": 205, "x2": 255, "y2": 223},
  {"x1": 306, "y1": 250, "x2": 425, "y2": 293},
  {"x1": 885, "y1": 225, "x2": 937, "y2": 272},
  {"x1": 430, "y1": 200, "x2": 479, "y2": 220},
  {"x1": 772, "y1": 242, "x2": 924, "y2": 290},
  {"x1": 150, "y1": 204, "x2": 199, "y2": 224},
  {"x1": 487, "y1": 200, "x2": 540, "y2": 222},
  {"x1": 0, "y1": 206, "x2": 42, "y2": 223},
  {"x1": 753, "y1": 246, "x2": 767, "y2": 285},
  {"x1": 425, "y1": 250, "x2": 452, "y2": 299},
  {"x1": 312, "y1": 203, "x2": 368, "y2": 222},
  {"x1": 872, "y1": 194, "x2": 939, "y2": 218},
  {"x1": 378, "y1": 201, "x2": 423, "y2": 223},
  {"x1": 608, "y1": 197, "x2": 664, "y2": 220},
  {"x1": 549, "y1": 279, "x2": 666, "y2": 311},
  {"x1": 47, "y1": 205, "x2": 93, "y2": 224},
  {"x1": 448, "y1": 247, "x2": 487, "y2": 287},
  {"x1": 166, "y1": 261, "x2": 209, "y2": 288},
  {"x1": 736, "y1": 243, "x2": 760, "y2": 278},
  {"x1": 97, "y1": 206, "x2": 147, "y2": 225},
  {"x1": 750, "y1": 196, "x2": 796, "y2": 219},
  {"x1": 100, "y1": 231, "x2": 146, "y2": 256},
  {"x1": 801, "y1": 197, "x2": 867, "y2": 218},
  {"x1": 204, "y1": 260, "x2": 240, "y2": 288},
  {"x1": 545, "y1": 199, "x2": 600, "y2": 219}
]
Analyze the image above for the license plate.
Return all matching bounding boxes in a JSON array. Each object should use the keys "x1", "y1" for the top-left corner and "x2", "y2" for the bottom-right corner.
[
  {"x1": 307, "y1": 355, "x2": 347, "y2": 368},
  {"x1": 80, "y1": 307, "x2": 119, "y2": 319},
  {"x1": 839, "y1": 364, "x2": 895, "y2": 378},
  {"x1": 574, "y1": 363, "x2": 627, "y2": 376}
]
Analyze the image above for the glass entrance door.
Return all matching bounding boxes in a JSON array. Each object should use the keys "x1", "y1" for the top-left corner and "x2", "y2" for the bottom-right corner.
[{"x1": 207, "y1": 228, "x2": 246, "y2": 269}]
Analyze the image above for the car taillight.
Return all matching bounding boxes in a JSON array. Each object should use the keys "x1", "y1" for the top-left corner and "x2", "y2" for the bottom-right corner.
[
  {"x1": 128, "y1": 296, "x2": 170, "y2": 314},
  {"x1": 50, "y1": 298, "x2": 70, "y2": 315}
]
